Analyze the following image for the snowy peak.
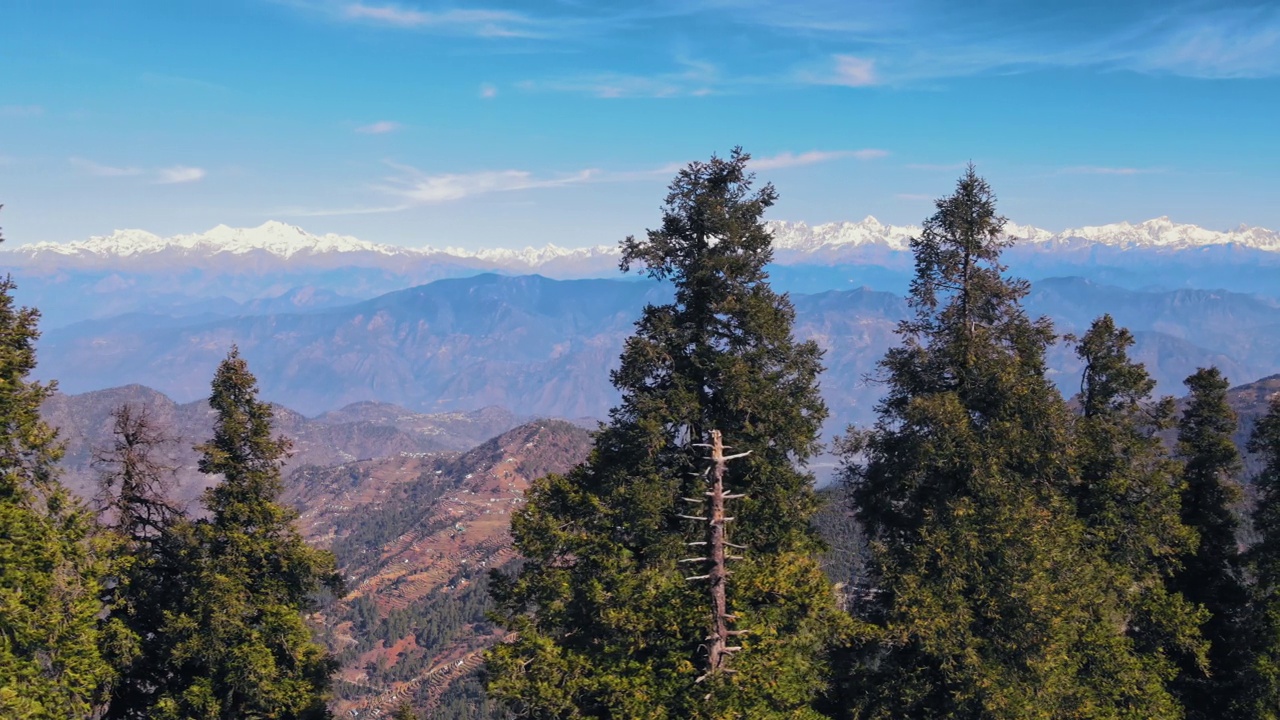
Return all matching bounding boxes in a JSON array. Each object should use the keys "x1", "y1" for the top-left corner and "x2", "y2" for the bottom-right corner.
[
  {"x1": 7, "y1": 217, "x2": 1280, "y2": 270},
  {"x1": 15, "y1": 221, "x2": 393, "y2": 259}
]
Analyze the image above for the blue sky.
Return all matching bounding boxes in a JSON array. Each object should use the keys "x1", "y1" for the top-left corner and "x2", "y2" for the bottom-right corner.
[{"x1": 1, "y1": 0, "x2": 1277, "y2": 248}]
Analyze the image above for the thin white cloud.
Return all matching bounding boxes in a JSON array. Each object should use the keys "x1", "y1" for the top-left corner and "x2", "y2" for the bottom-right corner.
[
  {"x1": 480, "y1": 83, "x2": 498, "y2": 99},
  {"x1": 906, "y1": 162, "x2": 968, "y2": 171},
  {"x1": 355, "y1": 120, "x2": 402, "y2": 134},
  {"x1": 157, "y1": 166, "x2": 207, "y2": 184},
  {"x1": 378, "y1": 164, "x2": 598, "y2": 204},
  {"x1": 0, "y1": 105, "x2": 43, "y2": 118},
  {"x1": 522, "y1": 57, "x2": 719, "y2": 99},
  {"x1": 829, "y1": 55, "x2": 879, "y2": 87},
  {"x1": 342, "y1": 2, "x2": 538, "y2": 37},
  {"x1": 72, "y1": 157, "x2": 207, "y2": 184},
  {"x1": 280, "y1": 148, "x2": 889, "y2": 217},
  {"x1": 71, "y1": 157, "x2": 145, "y2": 177},
  {"x1": 752, "y1": 149, "x2": 889, "y2": 170}
]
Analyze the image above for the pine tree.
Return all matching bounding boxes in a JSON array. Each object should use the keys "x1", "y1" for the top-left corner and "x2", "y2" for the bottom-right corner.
[
  {"x1": 0, "y1": 215, "x2": 116, "y2": 718},
  {"x1": 842, "y1": 167, "x2": 1185, "y2": 718},
  {"x1": 1243, "y1": 389, "x2": 1280, "y2": 718},
  {"x1": 138, "y1": 348, "x2": 340, "y2": 719},
  {"x1": 1171, "y1": 367, "x2": 1248, "y2": 718},
  {"x1": 487, "y1": 149, "x2": 847, "y2": 719}
]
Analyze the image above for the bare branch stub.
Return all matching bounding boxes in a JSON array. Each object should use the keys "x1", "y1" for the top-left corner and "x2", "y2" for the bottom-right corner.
[{"x1": 686, "y1": 429, "x2": 751, "y2": 681}]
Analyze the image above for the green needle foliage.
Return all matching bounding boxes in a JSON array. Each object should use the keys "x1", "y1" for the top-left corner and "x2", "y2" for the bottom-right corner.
[
  {"x1": 1072, "y1": 317, "x2": 1205, "y2": 704},
  {"x1": 842, "y1": 167, "x2": 1185, "y2": 719},
  {"x1": 1244, "y1": 390, "x2": 1280, "y2": 718},
  {"x1": 487, "y1": 148, "x2": 848, "y2": 719},
  {"x1": 1172, "y1": 368, "x2": 1248, "y2": 718},
  {"x1": 138, "y1": 348, "x2": 340, "y2": 719},
  {"x1": 0, "y1": 219, "x2": 116, "y2": 719}
]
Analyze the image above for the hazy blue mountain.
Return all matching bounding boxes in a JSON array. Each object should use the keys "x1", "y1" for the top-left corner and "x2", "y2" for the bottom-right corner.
[{"x1": 35, "y1": 273, "x2": 1280, "y2": 437}]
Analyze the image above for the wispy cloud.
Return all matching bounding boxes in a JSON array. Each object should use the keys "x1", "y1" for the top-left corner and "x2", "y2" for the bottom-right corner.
[
  {"x1": 156, "y1": 166, "x2": 207, "y2": 184},
  {"x1": 827, "y1": 55, "x2": 879, "y2": 87},
  {"x1": 341, "y1": 2, "x2": 538, "y2": 37},
  {"x1": 71, "y1": 157, "x2": 144, "y2": 177},
  {"x1": 788, "y1": 3, "x2": 1280, "y2": 85},
  {"x1": 377, "y1": 162, "x2": 598, "y2": 204},
  {"x1": 72, "y1": 157, "x2": 206, "y2": 184},
  {"x1": 752, "y1": 149, "x2": 889, "y2": 169},
  {"x1": 479, "y1": 83, "x2": 498, "y2": 99},
  {"x1": 521, "y1": 57, "x2": 719, "y2": 98},
  {"x1": 279, "y1": 148, "x2": 883, "y2": 216},
  {"x1": 0, "y1": 105, "x2": 44, "y2": 118},
  {"x1": 906, "y1": 162, "x2": 968, "y2": 171},
  {"x1": 355, "y1": 120, "x2": 402, "y2": 134}
]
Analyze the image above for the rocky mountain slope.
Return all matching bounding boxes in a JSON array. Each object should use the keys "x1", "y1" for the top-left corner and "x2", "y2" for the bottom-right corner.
[
  {"x1": 42, "y1": 385, "x2": 524, "y2": 504},
  {"x1": 289, "y1": 420, "x2": 593, "y2": 718}
]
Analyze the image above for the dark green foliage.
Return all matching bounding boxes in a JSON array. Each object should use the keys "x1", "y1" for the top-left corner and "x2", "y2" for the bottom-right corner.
[
  {"x1": 487, "y1": 149, "x2": 847, "y2": 718},
  {"x1": 1172, "y1": 367, "x2": 1248, "y2": 718},
  {"x1": 1072, "y1": 316, "x2": 1204, "y2": 684},
  {"x1": 843, "y1": 168, "x2": 1185, "y2": 718},
  {"x1": 1245, "y1": 391, "x2": 1280, "y2": 717},
  {"x1": 119, "y1": 348, "x2": 341, "y2": 719},
  {"x1": 0, "y1": 217, "x2": 115, "y2": 718}
]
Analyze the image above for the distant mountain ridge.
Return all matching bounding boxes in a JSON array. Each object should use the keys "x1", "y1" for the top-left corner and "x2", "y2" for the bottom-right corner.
[
  {"x1": 35, "y1": 273, "x2": 1280, "y2": 439},
  {"x1": 10, "y1": 216, "x2": 1280, "y2": 268}
]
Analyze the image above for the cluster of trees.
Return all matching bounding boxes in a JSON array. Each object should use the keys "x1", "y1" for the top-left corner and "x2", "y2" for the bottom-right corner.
[
  {"x1": 487, "y1": 151, "x2": 1280, "y2": 719},
  {"x1": 0, "y1": 210, "x2": 338, "y2": 718},
  {"x1": 8, "y1": 151, "x2": 1280, "y2": 719}
]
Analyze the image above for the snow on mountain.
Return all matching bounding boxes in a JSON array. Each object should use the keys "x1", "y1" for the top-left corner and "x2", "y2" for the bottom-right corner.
[
  {"x1": 6, "y1": 217, "x2": 1279, "y2": 270},
  {"x1": 6, "y1": 220, "x2": 622, "y2": 268}
]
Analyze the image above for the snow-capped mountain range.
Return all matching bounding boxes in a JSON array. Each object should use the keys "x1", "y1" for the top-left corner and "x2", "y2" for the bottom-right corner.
[{"x1": 7, "y1": 216, "x2": 1280, "y2": 268}]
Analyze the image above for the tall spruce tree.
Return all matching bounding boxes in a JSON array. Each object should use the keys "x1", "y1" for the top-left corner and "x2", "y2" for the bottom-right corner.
[
  {"x1": 137, "y1": 348, "x2": 339, "y2": 719},
  {"x1": 1072, "y1": 317, "x2": 1205, "y2": 702},
  {"x1": 486, "y1": 149, "x2": 847, "y2": 719},
  {"x1": 0, "y1": 214, "x2": 116, "y2": 718},
  {"x1": 1244, "y1": 389, "x2": 1280, "y2": 718},
  {"x1": 842, "y1": 167, "x2": 1185, "y2": 718},
  {"x1": 1171, "y1": 367, "x2": 1248, "y2": 718}
]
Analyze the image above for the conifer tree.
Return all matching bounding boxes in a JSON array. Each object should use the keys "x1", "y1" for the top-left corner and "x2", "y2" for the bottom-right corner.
[
  {"x1": 487, "y1": 149, "x2": 846, "y2": 719},
  {"x1": 138, "y1": 348, "x2": 339, "y2": 719},
  {"x1": 842, "y1": 168, "x2": 1185, "y2": 718},
  {"x1": 0, "y1": 214, "x2": 116, "y2": 718},
  {"x1": 1072, "y1": 317, "x2": 1205, "y2": 703},
  {"x1": 1242, "y1": 389, "x2": 1280, "y2": 717},
  {"x1": 1171, "y1": 367, "x2": 1248, "y2": 718}
]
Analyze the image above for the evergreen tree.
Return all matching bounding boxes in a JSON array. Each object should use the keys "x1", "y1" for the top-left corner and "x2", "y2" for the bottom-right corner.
[
  {"x1": 1072, "y1": 317, "x2": 1205, "y2": 705},
  {"x1": 0, "y1": 214, "x2": 116, "y2": 718},
  {"x1": 487, "y1": 149, "x2": 847, "y2": 719},
  {"x1": 842, "y1": 167, "x2": 1185, "y2": 718},
  {"x1": 1171, "y1": 367, "x2": 1248, "y2": 718},
  {"x1": 138, "y1": 348, "x2": 340, "y2": 719},
  {"x1": 1244, "y1": 389, "x2": 1280, "y2": 718}
]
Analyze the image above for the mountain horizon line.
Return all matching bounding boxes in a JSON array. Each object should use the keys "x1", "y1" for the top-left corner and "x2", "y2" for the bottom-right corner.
[{"x1": 7, "y1": 214, "x2": 1280, "y2": 263}]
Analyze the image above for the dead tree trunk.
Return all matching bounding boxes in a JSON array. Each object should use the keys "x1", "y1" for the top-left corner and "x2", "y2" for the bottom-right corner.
[{"x1": 684, "y1": 429, "x2": 749, "y2": 682}]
